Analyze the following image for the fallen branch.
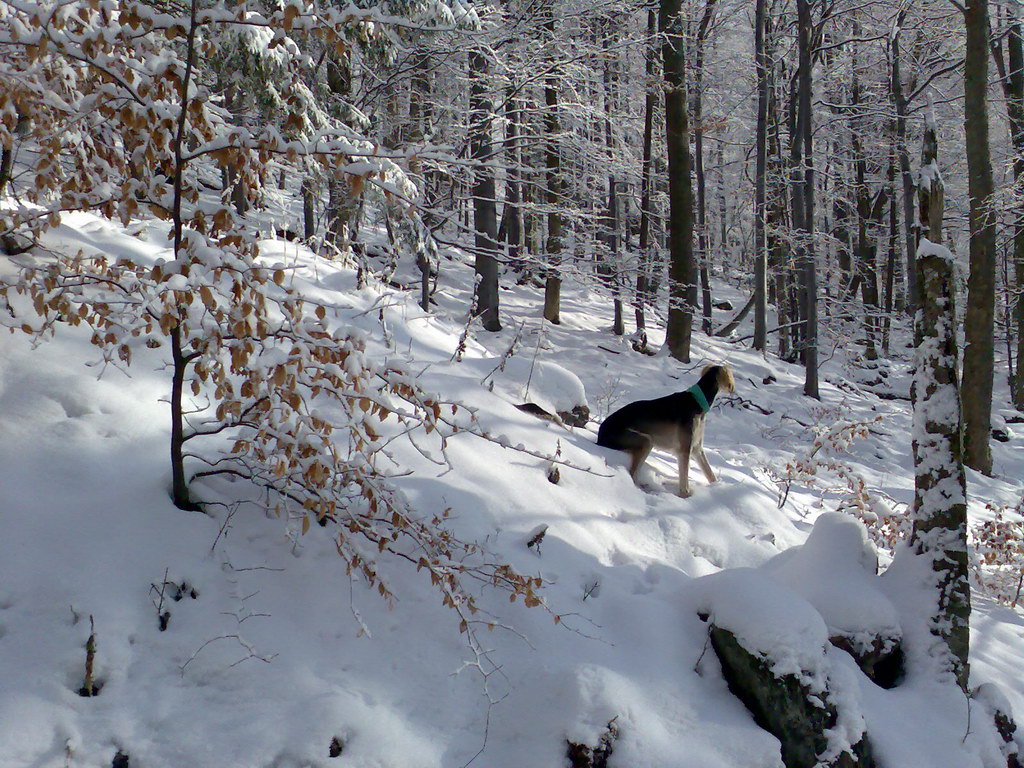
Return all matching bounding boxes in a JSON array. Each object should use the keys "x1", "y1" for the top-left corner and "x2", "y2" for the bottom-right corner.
[{"x1": 714, "y1": 293, "x2": 755, "y2": 337}]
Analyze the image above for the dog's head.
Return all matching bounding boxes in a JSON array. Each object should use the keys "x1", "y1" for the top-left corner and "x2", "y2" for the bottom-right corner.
[{"x1": 702, "y1": 364, "x2": 735, "y2": 394}]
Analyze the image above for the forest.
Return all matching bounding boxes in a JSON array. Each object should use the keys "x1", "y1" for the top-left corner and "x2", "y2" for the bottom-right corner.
[{"x1": 1, "y1": 0, "x2": 1024, "y2": 766}]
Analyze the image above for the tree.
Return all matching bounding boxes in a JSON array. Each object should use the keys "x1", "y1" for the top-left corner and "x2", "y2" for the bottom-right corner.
[
  {"x1": 890, "y1": 8, "x2": 918, "y2": 314},
  {"x1": 692, "y1": 0, "x2": 719, "y2": 337},
  {"x1": 469, "y1": 45, "x2": 502, "y2": 332},
  {"x1": 635, "y1": 9, "x2": 659, "y2": 340},
  {"x1": 542, "y1": 0, "x2": 563, "y2": 326},
  {"x1": 661, "y1": 0, "x2": 696, "y2": 362},
  {"x1": 911, "y1": 119, "x2": 970, "y2": 689},
  {"x1": 962, "y1": 0, "x2": 997, "y2": 474},
  {"x1": 794, "y1": 0, "x2": 818, "y2": 398},
  {"x1": 752, "y1": 0, "x2": 769, "y2": 353},
  {"x1": 992, "y1": 10, "x2": 1024, "y2": 410}
]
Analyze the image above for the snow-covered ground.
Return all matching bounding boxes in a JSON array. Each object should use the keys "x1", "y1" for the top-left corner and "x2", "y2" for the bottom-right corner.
[{"x1": 1, "y1": 211, "x2": 1022, "y2": 767}]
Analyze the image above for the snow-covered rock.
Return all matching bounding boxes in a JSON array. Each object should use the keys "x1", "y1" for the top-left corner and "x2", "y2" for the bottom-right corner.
[{"x1": 762, "y1": 513, "x2": 902, "y2": 685}]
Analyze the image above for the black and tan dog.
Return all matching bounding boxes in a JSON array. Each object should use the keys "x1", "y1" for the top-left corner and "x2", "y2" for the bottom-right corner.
[{"x1": 597, "y1": 364, "x2": 735, "y2": 497}]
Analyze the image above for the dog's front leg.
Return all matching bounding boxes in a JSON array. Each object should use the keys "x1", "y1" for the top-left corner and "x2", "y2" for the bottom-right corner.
[
  {"x1": 696, "y1": 449, "x2": 717, "y2": 484},
  {"x1": 691, "y1": 416, "x2": 716, "y2": 484},
  {"x1": 677, "y1": 430, "x2": 693, "y2": 498}
]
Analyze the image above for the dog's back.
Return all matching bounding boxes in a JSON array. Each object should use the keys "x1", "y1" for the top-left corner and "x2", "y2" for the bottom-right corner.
[{"x1": 597, "y1": 391, "x2": 702, "y2": 451}]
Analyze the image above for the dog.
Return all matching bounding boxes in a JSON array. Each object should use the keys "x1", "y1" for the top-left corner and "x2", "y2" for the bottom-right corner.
[{"x1": 597, "y1": 364, "x2": 735, "y2": 497}]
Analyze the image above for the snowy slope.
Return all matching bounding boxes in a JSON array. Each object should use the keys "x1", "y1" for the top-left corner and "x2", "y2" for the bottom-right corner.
[{"x1": 1, "y1": 211, "x2": 1022, "y2": 768}]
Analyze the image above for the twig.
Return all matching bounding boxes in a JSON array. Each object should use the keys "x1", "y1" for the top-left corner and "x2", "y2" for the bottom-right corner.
[
  {"x1": 179, "y1": 634, "x2": 277, "y2": 675},
  {"x1": 83, "y1": 616, "x2": 97, "y2": 696},
  {"x1": 694, "y1": 625, "x2": 712, "y2": 674},
  {"x1": 209, "y1": 505, "x2": 239, "y2": 554}
]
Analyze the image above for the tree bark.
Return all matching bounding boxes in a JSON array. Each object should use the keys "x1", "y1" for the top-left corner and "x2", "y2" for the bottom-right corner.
[
  {"x1": 993, "y1": 16, "x2": 1024, "y2": 409},
  {"x1": 962, "y1": 0, "x2": 997, "y2": 474},
  {"x1": 693, "y1": 0, "x2": 718, "y2": 336},
  {"x1": 302, "y1": 178, "x2": 315, "y2": 241},
  {"x1": 912, "y1": 248, "x2": 971, "y2": 693},
  {"x1": 911, "y1": 119, "x2": 970, "y2": 690},
  {"x1": 636, "y1": 9, "x2": 658, "y2": 334},
  {"x1": 469, "y1": 47, "x2": 502, "y2": 332},
  {"x1": 850, "y1": 36, "x2": 880, "y2": 361},
  {"x1": 795, "y1": 0, "x2": 818, "y2": 398},
  {"x1": 543, "y1": 7, "x2": 562, "y2": 325},
  {"x1": 503, "y1": 87, "x2": 524, "y2": 270},
  {"x1": 1012, "y1": 24, "x2": 1024, "y2": 410},
  {"x1": 602, "y1": 22, "x2": 625, "y2": 336},
  {"x1": 661, "y1": 0, "x2": 696, "y2": 362},
  {"x1": 883, "y1": 152, "x2": 898, "y2": 353},
  {"x1": 0, "y1": 146, "x2": 12, "y2": 196},
  {"x1": 890, "y1": 10, "x2": 918, "y2": 313},
  {"x1": 753, "y1": 0, "x2": 769, "y2": 353}
]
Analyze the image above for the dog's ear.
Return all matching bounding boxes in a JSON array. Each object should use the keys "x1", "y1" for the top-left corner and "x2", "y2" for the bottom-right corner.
[{"x1": 717, "y1": 365, "x2": 736, "y2": 393}]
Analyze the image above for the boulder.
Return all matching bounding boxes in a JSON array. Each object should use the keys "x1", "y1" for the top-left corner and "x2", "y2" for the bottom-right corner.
[
  {"x1": 693, "y1": 569, "x2": 875, "y2": 768},
  {"x1": 710, "y1": 625, "x2": 875, "y2": 768},
  {"x1": 566, "y1": 718, "x2": 618, "y2": 768},
  {"x1": 974, "y1": 682, "x2": 1022, "y2": 768},
  {"x1": 762, "y1": 513, "x2": 904, "y2": 688}
]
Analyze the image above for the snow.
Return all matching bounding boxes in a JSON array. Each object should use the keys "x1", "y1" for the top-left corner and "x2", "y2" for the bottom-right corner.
[
  {"x1": 0, "y1": 209, "x2": 1022, "y2": 768},
  {"x1": 691, "y1": 568, "x2": 830, "y2": 683},
  {"x1": 763, "y1": 513, "x2": 901, "y2": 650},
  {"x1": 457, "y1": 353, "x2": 588, "y2": 415},
  {"x1": 917, "y1": 237, "x2": 955, "y2": 262}
]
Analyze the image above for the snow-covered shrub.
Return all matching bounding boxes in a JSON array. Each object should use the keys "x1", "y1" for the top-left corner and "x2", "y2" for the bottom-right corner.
[
  {"x1": 971, "y1": 500, "x2": 1024, "y2": 607},
  {"x1": 0, "y1": 0, "x2": 543, "y2": 623},
  {"x1": 767, "y1": 412, "x2": 910, "y2": 550}
]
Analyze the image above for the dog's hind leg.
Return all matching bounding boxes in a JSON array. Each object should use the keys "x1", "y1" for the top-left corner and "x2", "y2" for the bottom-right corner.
[{"x1": 627, "y1": 437, "x2": 653, "y2": 485}]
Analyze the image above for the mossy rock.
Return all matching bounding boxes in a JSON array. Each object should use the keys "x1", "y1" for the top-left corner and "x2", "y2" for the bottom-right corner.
[
  {"x1": 558, "y1": 404, "x2": 590, "y2": 428},
  {"x1": 710, "y1": 625, "x2": 875, "y2": 768},
  {"x1": 829, "y1": 634, "x2": 903, "y2": 689}
]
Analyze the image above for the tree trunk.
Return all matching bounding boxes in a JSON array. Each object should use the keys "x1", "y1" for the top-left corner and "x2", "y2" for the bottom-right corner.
[
  {"x1": 850, "y1": 38, "x2": 880, "y2": 362},
  {"x1": 543, "y1": 8, "x2": 562, "y2": 325},
  {"x1": 636, "y1": 9, "x2": 658, "y2": 334},
  {"x1": 693, "y1": 0, "x2": 718, "y2": 336},
  {"x1": 913, "y1": 249, "x2": 966, "y2": 696},
  {"x1": 1013, "y1": 21, "x2": 1024, "y2": 410},
  {"x1": 324, "y1": 50, "x2": 360, "y2": 255},
  {"x1": 302, "y1": 178, "x2": 315, "y2": 241},
  {"x1": 912, "y1": 248, "x2": 971, "y2": 693},
  {"x1": 504, "y1": 88, "x2": 525, "y2": 271},
  {"x1": 962, "y1": 0, "x2": 997, "y2": 474},
  {"x1": 890, "y1": 10, "x2": 918, "y2": 314},
  {"x1": 993, "y1": 16, "x2": 1024, "y2": 408},
  {"x1": 168, "y1": 0, "x2": 202, "y2": 512},
  {"x1": 796, "y1": 0, "x2": 818, "y2": 398},
  {"x1": 753, "y1": 0, "x2": 770, "y2": 353},
  {"x1": 602, "y1": 24, "x2": 625, "y2": 337},
  {"x1": 661, "y1": 0, "x2": 696, "y2": 362},
  {"x1": 767, "y1": 57, "x2": 791, "y2": 360},
  {"x1": 918, "y1": 121, "x2": 944, "y2": 245},
  {"x1": 469, "y1": 47, "x2": 502, "y2": 332},
  {"x1": 0, "y1": 146, "x2": 12, "y2": 196},
  {"x1": 883, "y1": 152, "x2": 898, "y2": 353},
  {"x1": 911, "y1": 119, "x2": 970, "y2": 690}
]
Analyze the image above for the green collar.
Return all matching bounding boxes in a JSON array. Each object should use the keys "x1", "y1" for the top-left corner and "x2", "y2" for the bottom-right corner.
[{"x1": 687, "y1": 384, "x2": 710, "y2": 414}]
